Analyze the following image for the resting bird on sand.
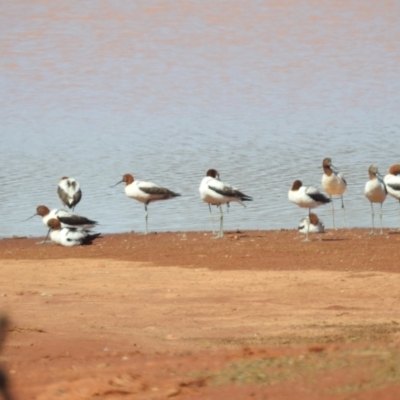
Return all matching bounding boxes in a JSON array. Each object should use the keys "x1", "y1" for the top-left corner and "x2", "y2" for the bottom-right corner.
[
  {"x1": 47, "y1": 218, "x2": 101, "y2": 246},
  {"x1": 199, "y1": 169, "x2": 252, "y2": 238},
  {"x1": 298, "y1": 213, "x2": 325, "y2": 241}
]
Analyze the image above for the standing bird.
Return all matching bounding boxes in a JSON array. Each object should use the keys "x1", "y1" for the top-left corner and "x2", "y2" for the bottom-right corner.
[
  {"x1": 364, "y1": 165, "x2": 387, "y2": 234},
  {"x1": 47, "y1": 218, "x2": 101, "y2": 246},
  {"x1": 199, "y1": 169, "x2": 252, "y2": 238},
  {"x1": 322, "y1": 158, "x2": 347, "y2": 229},
  {"x1": 298, "y1": 213, "x2": 325, "y2": 238},
  {"x1": 383, "y1": 164, "x2": 400, "y2": 228},
  {"x1": 288, "y1": 180, "x2": 331, "y2": 241},
  {"x1": 57, "y1": 177, "x2": 82, "y2": 211},
  {"x1": 24, "y1": 205, "x2": 97, "y2": 230},
  {"x1": 112, "y1": 173, "x2": 181, "y2": 234}
]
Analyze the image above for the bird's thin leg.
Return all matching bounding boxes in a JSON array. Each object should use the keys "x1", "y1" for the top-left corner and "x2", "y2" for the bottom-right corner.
[
  {"x1": 330, "y1": 196, "x2": 336, "y2": 229},
  {"x1": 341, "y1": 195, "x2": 346, "y2": 228},
  {"x1": 208, "y1": 204, "x2": 216, "y2": 234},
  {"x1": 36, "y1": 228, "x2": 53, "y2": 244},
  {"x1": 379, "y1": 202, "x2": 383, "y2": 234},
  {"x1": 302, "y1": 213, "x2": 310, "y2": 242},
  {"x1": 144, "y1": 204, "x2": 149, "y2": 234},
  {"x1": 369, "y1": 202, "x2": 375, "y2": 235},
  {"x1": 218, "y1": 205, "x2": 224, "y2": 238},
  {"x1": 212, "y1": 206, "x2": 224, "y2": 239},
  {"x1": 226, "y1": 202, "x2": 230, "y2": 213}
]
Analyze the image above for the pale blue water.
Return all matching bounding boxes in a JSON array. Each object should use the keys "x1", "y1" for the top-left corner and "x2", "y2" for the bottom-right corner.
[{"x1": 1, "y1": 1, "x2": 400, "y2": 237}]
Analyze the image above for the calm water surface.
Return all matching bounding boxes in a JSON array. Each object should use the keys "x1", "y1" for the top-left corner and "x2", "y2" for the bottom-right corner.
[{"x1": 1, "y1": 1, "x2": 400, "y2": 237}]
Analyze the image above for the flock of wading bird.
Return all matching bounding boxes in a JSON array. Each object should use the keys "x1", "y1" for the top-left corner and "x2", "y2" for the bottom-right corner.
[
  {"x1": 290, "y1": 159, "x2": 400, "y2": 240},
  {"x1": 23, "y1": 160, "x2": 400, "y2": 246}
]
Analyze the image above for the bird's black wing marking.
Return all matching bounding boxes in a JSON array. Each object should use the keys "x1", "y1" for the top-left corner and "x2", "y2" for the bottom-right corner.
[
  {"x1": 57, "y1": 187, "x2": 67, "y2": 206},
  {"x1": 82, "y1": 232, "x2": 102, "y2": 245},
  {"x1": 308, "y1": 193, "x2": 331, "y2": 203},
  {"x1": 71, "y1": 190, "x2": 82, "y2": 207},
  {"x1": 57, "y1": 215, "x2": 97, "y2": 225},
  {"x1": 388, "y1": 183, "x2": 400, "y2": 191},
  {"x1": 208, "y1": 184, "x2": 252, "y2": 201},
  {"x1": 140, "y1": 186, "x2": 181, "y2": 197}
]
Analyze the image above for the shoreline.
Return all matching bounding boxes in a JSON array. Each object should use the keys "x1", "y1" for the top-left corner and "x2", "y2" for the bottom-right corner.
[
  {"x1": 0, "y1": 226, "x2": 396, "y2": 240},
  {"x1": 1, "y1": 228, "x2": 399, "y2": 273}
]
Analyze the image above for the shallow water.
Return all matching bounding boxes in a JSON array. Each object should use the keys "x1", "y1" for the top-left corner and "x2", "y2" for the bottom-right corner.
[{"x1": 1, "y1": 1, "x2": 400, "y2": 237}]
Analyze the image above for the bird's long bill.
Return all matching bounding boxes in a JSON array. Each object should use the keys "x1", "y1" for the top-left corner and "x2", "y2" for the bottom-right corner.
[
  {"x1": 110, "y1": 180, "x2": 124, "y2": 188},
  {"x1": 330, "y1": 164, "x2": 339, "y2": 172},
  {"x1": 19, "y1": 213, "x2": 37, "y2": 222}
]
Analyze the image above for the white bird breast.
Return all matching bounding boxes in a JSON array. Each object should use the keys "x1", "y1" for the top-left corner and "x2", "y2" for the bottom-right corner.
[
  {"x1": 364, "y1": 178, "x2": 387, "y2": 203},
  {"x1": 199, "y1": 177, "x2": 232, "y2": 205}
]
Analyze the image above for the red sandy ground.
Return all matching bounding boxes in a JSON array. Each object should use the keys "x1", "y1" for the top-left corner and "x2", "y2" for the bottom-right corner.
[{"x1": 1, "y1": 229, "x2": 400, "y2": 399}]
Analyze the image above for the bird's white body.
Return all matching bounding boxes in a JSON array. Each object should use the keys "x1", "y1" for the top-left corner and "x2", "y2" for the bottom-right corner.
[
  {"x1": 57, "y1": 177, "x2": 82, "y2": 210},
  {"x1": 199, "y1": 176, "x2": 245, "y2": 206},
  {"x1": 382, "y1": 164, "x2": 400, "y2": 229},
  {"x1": 322, "y1": 172, "x2": 347, "y2": 196},
  {"x1": 124, "y1": 180, "x2": 173, "y2": 204},
  {"x1": 50, "y1": 227, "x2": 96, "y2": 247},
  {"x1": 288, "y1": 185, "x2": 329, "y2": 210},
  {"x1": 45, "y1": 209, "x2": 96, "y2": 230},
  {"x1": 364, "y1": 177, "x2": 387, "y2": 204},
  {"x1": 384, "y1": 173, "x2": 400, "y2": 200}
]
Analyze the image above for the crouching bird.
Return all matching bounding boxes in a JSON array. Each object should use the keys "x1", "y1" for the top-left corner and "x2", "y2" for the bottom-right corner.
[
  {"x1": 47, "y1": 218, "x2": 101, "y2": 246},
  {"x1": 298, "y1": 213, "x2": 325, "y2": 241}
]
